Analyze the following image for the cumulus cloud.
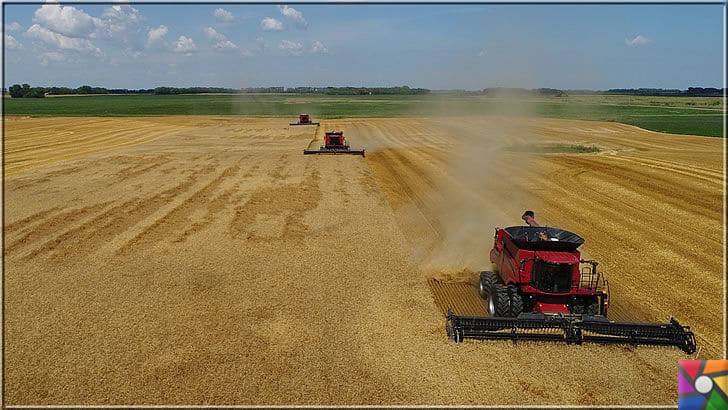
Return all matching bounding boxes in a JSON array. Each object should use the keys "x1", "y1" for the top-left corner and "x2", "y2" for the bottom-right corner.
[
  {"x1": 147, "y1": 25, "x2": 168, "y2": 46},
  {"x1": 625, "y1": 35, "x2": 651, "y2": 47},
  {"x1": 311, "y1": 40, "x2": 328, "y2": 54},
  {"x1": 214, "y1": 8, "x2": 236, "y2": 23},
  {"x1": 96, "y1": 4, "x2": 145, "y2": 48},
  {"x1": 101, "y1": 5, "x2": 144, "y2": 25},
  {"x1": 279, "y1": 39, "x2": 303, "y2": 55},
  {"x1": 32, "y1": 4, "x2": 97, "y2": 38},
  {"x1": 6, "y1": 22, "x2": 23, "y2": 32},
  {"x1": 278, "y1": 5, "x2": 307, "y2": 30},
  {"x1": 174, "y1": 35, "x2": 197, "y2": 54},
  {"x1": 203, "y1": 27, "x2": 238, "y2": 50},
  {"x1": 261, "y1": 17, "x2": 284, "y2": 32},
  {"x1": 26, "y1": 24, "x2": 100, "y2": 54},
  {"x1": 204, "y1": 27, "x2": 221, "y2": 40},
  {"x1": 4, "y1": 34, "x2": 23, "y2": 50}
]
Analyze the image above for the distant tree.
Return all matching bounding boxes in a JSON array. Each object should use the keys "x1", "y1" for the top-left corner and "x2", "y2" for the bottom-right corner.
[
  {"x1": 9, "y1": 84, "x2": 23, "y2": 98},
  {"x1": 29, "y1": 88, "x2": 46, "y2": 98}
]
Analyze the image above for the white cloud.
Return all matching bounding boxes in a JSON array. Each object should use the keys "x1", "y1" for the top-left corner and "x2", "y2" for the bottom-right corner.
[
  {"x1": 32, "y1": 4, "x2": 97, "y2": 38},
  {"x1": 279, "y1": 39, "x2": 303, "y2": 55},
  {"x1": 204, "y1": 27, "x2": 238, "y2": 50},
  {"x1": 96, "y1": 5, "x2": 146, "y2": 49},
  {"x1": 213, "y1": 40, "x2": 237, "y2": 50},
  {"x1": 261, "y1": 17, "x2": 284, "y2": 32},
  {"x1": 278, "y1": 5, "x2": 307, "y2": 30},
  {"x1": 174, "y1": 35, "x2": 197, "y2": 54},
  {"x1": 625, "y1": 35, "x2": 651, "y2": 47},
  {"x1": 204, "y1": 27, "x2": 222, "y2": 40},
  {"x1": 214, "y1": 8, "x2": 236, "y2": 23},
  {"x1": 6, "y1": 22, "x2": 23, "y2": 32},
  {"x1": 40, "y1": 51, "x2": 66, "y2": 66},
  {"x1": 147, "y1": 25, "x2": 168, "y2": 46},
  {"x1": 26, "y1": 24, "x2": 100, "y2": 54},
  {"x1": 102, "y1": 5, "x2": 144, "y2": 25},
  {"x1": 311, "y1": 40, "x2": 328, "y2": 54},
  {"x1": 477, "y1": 49, "x2": 487, "y2": 57},
  {"x1": 4, "y1": 34, "x2": 23, "y2": 50}
]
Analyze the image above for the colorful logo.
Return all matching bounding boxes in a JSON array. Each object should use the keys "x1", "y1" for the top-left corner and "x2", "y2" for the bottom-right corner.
[{"x1": 678, "y1": 360, "x2": 728, "y2": 410}]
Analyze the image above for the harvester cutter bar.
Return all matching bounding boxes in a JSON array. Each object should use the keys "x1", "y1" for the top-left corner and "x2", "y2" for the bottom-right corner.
[
  {"x1": 290, "y1": 122, "x2": 321, "y2": 126},
  {"x1": 446, "y1": 310, "x2": 696, "y2": 354}
]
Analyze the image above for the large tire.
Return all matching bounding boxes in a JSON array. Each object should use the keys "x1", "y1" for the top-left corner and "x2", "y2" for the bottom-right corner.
[
  {"x1": 571, "y1": 302, "x2": 585, "y2": 315},
  {"x1": 508, "y1": 285, "x2": 524, "y2": 317},
  {"x1": 479, "y1": 271, "x2": 498, "y2": 299},
  {"x1": 586, "y1": 298, "x2": 600, "y2": 316},
  {"x1": 491, "y1": 284, "x2": 510, "y2": 317}
]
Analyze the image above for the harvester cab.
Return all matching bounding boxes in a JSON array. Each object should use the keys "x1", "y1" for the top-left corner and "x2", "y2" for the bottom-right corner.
[
  {"x1": 446, "y1": 210, "x2": 697, "y2": 354},
  {"x1": 290, "y1": 113, "x2": 320, "y2": 126},
  {"x1": 324, "y1": 131, "x2": 345, "y2": 148},
  {"x1": 304, "y1": 130, "x2": 366, "y2": 157}
]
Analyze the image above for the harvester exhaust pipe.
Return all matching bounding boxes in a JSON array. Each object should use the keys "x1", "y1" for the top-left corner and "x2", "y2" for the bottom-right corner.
[{"x1": 522, "y1": 210, "x2": 541, "y2": 227}]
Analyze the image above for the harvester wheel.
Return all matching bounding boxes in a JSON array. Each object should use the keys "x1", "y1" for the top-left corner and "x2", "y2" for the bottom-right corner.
[
  {"x1": 489, "y1": 285, "x2": 510, "y2": 317},
  {"x1": 479, "y1": 271, "x2": 498, "y2": 298},
  {"x1": 507, "y1": 286, "x2": 524, "y2": 317},
  {"x1": 571, "y1": 303, "x2": 585, "y2": 315},
  {"x1": 586, "y1": 299, "x2": 600, "y2": 316}
]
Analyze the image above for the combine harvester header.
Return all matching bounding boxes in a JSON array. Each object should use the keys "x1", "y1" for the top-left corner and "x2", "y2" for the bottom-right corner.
[{"x1": 446, "y1": 211, "x2": 697, "y2": 354}]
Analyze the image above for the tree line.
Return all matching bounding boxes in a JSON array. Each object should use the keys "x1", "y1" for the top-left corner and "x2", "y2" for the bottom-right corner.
[
  {"x1": 6, "y1": 84, "x2": 430, "y2": 98},
  {"x1": 5, "y1": 84, "x2": 723, "y2": 98},
  {"x1": 567, "y1": 87, "x2": 725, "y2": 97},
  {"x1": 7, "y1": 84, "x2": 155, "y2": 98}
]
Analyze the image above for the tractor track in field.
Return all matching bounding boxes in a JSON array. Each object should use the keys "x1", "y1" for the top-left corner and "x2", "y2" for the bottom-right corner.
[{"x1": 117, "y1": 164, "x2": 243, "y2": 254}]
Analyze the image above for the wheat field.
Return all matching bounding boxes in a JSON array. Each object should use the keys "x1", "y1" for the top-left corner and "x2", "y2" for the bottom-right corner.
[{"x1": 3, "y1": 115, "x2": 723, "y2": 405}]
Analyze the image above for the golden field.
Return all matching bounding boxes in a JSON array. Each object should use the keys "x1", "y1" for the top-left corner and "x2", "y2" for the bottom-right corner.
[{"x1": 3, "y1": 115, "x2": 724, "y2": 404}]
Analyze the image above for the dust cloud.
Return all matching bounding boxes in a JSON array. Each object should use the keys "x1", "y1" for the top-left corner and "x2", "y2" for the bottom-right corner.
[{"x1": 419, "y1": 91, "x2": 542, "y2": 277}]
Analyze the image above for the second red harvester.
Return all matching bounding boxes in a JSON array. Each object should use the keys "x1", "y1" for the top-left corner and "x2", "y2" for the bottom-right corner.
[{"x1": 304, "y1": 131, "x2": 365, "y2": 157}]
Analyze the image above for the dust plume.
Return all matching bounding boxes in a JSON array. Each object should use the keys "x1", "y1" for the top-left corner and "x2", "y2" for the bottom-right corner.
[{"x1": 419, "y1": 91, "x2": 542, "y2": 277}]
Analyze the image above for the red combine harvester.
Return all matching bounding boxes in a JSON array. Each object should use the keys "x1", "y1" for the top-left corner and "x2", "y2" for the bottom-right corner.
[
  {"x1": 304, "y1": 131, "x2": 365, "y2": 157},
  {"x1": 290, "y1": 114, "x2": 320, "y2": 126},
  {"x1": 446, "y1": 211, "x2": 697, "y2": 353}
]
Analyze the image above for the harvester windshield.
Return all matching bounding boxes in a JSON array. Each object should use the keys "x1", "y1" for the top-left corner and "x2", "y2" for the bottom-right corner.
[{"x1": 532, "y1": 261, "x2": 573, "y2": 293}]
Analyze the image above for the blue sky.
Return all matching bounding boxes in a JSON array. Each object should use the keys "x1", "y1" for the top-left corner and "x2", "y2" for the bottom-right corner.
[{"x1": 2, "y1": 3, "x2": 725, "y2": 90}]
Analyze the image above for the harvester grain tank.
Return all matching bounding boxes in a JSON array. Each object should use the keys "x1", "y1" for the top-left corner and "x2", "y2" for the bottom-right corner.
[
  {"x1": 446, "y1": 211, "x2": 697, "y2": 353},
  {"x1": 290, "y1": 114, "x2": 320, "y2": 126},
  {"x1": 304, "y1": 131, "x2": 365, "y2": 157}
]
